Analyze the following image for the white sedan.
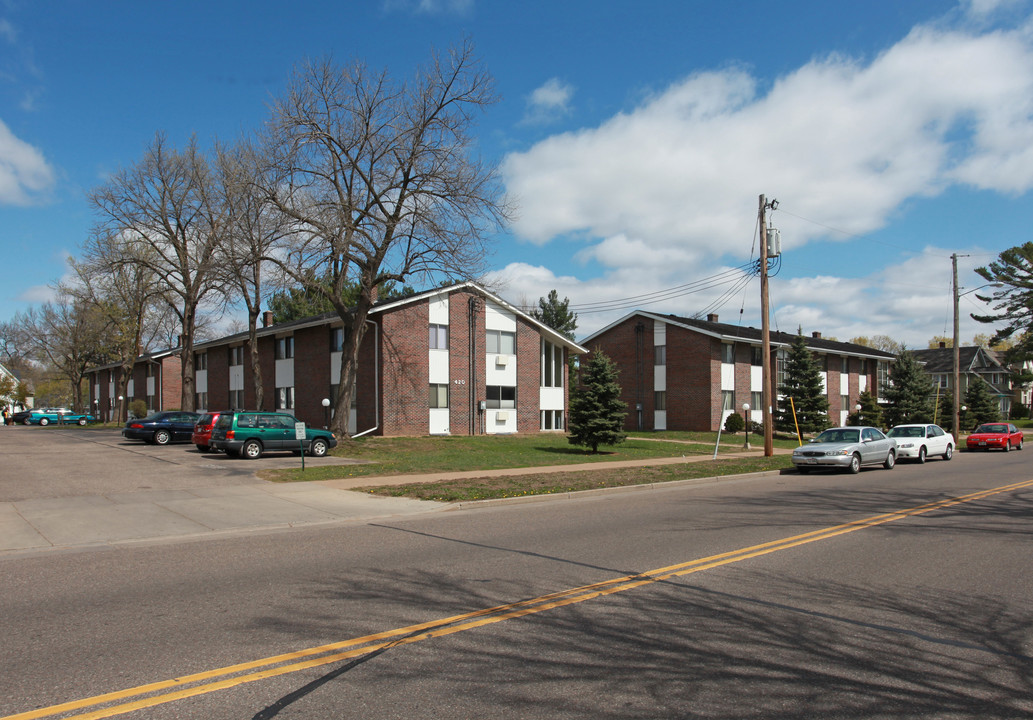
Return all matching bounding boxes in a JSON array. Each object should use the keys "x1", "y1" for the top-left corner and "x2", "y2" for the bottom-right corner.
[{"x1": 886, "y1": 423, "x2": 954, "y2": 463}]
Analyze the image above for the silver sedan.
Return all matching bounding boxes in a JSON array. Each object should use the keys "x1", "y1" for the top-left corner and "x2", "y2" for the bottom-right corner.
[{"x1": 792, "y1": 426, "x2": 897, "y2": 474}]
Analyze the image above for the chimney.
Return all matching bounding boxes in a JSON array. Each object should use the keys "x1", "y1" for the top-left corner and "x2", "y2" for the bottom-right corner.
[
  {"x1": 812, "y1": 331, "x2": 822, "y2": 339},
  {"x1": 370, "y1": 285, "x2": 379, "y2": 303},
  {"x1": 263, "y1": 311, "x2": 273, "y2": 328},
  {"x1": 939, "y1": 341, "x2": 946, "y2": 349},
  {"x1": 707, "y1": 313, "x2": 718, "y2": 322}
]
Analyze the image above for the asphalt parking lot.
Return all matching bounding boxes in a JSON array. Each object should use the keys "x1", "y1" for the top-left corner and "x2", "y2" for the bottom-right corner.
[{"x1": 0, "y1": 425, "x2": 436, "y2": 554}]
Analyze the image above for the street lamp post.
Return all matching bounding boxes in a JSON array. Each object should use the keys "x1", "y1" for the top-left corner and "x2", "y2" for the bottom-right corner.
[
  {"x1": 855, "y1": 403, "x2": 862, "y2": 425},
  {"x1": 117, "y1": 395, "x2": 124, "y2": 425},
  {"x1": 951, "y1": 256, "x2": 1002, "y2": 444},
  {"x1": 321, "y1": 398, "x2": 330, "y2": 429},
  {"x1": 742, "y1": 403, "x2": 751, "y2": 450}
]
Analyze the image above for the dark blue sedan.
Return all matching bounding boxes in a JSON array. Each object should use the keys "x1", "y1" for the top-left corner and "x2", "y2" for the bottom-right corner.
[{"x1": 122, "y1": 411, "x2": 201, "y2": 445}]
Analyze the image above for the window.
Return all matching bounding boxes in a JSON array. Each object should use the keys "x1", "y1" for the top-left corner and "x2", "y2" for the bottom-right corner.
[
  {"x1": 486, "y1": 329, "x2": 515, "y2": 355},
  {"x1": 486, "y1": 385, "x2": 516, "y2": 408},
  {"x1": 330, "y1": 327, "x2": 345, "y2": 353},
  {"x1": 654, "y1": 345, "x2": 666, "y2": 366},
  {"x1": 229, "y1": 389, "x2": 244, "y2": 409},
  {"x1": 654, "y1": 391, "x2": 666, "y2": 411},
  {"x1": 146, "y1": 394, "x2": 155, "y2": 410},
  {"x1": 195, "y1": 352, "x2": 207, "y2": 371},
  {"x1": 429, "y1": 383, "x2": 449, "y2": 409},
  {"x1": 751, "y1": 346, "x2": 763, "y2": 367},
  {"x1": 877, "y1": 361, "x2": 889, "y2": 396},
  {"x1": 429, "y1": 324, "x2": 449, "y2": 350},
  {"x1": 776, "y1": 349, "x2": 788, "y2": 388},
  {"x1": 722, "y1": 390, "x2": 734, "y2": 412},
  {"x1": 841, "y1": 395, "x2": 850, "y2": 413},
  {"x1": 841, "y1": 356, "x2": 849, "y2": 373},
  {"x1": 276, "y1": 386, "x2": 294, "y2": 410},
  {"x1": 230, "y1": 346, "x2": 244, "y2": 366},
  {"x1": 722, "y1": 343, "x2": 735, "y2": 364},
  {"x1": 146, "y1": 364, "x2": 155, "y2": 378},
  {"x1": 542, "y1": 340, "x2": 563, "y2": 387},
  {"x1": 751, "y1": 391, "x2": 762, "y2": 411},
  {"x1": 196, "y1": 391, "x2": 207, "y2": 410},
  {"x1": 276, "y1": 336, "x2": 294, "y2": 360},
  {"x1": 541, "y1": 410, "x2": 564, "y2": 430},
  {"x1": 860, "y1": 358, "x2": 869, "y2": 375}
]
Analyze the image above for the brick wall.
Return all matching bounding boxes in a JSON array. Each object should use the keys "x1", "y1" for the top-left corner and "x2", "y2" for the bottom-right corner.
[
  {"x1": 160, "y1": 356, "x2": 183, "y2": 410},
  {"x1": 293, "y1": 324, "x2": 332, "y2": 427},
  {"x1": 516, "y1": 320, "x2": 541, "y2": 433},
  {"x1": 585, "y1": 316, "x2": 654, "y2": 431},
  {"x1": 380, "y1": 298, "x2": 431, "y2": 435}
]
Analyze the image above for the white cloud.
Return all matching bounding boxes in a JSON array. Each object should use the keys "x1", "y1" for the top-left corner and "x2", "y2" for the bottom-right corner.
[
  {"x1": 503, "y1": 22, "x2": 1033, "y2": 256},
  {"x1": 0, "y1": 118, "x2": 55, "y2": 204},
  {"x1": 523, "y1": 78, "x2": 574, "y2": 125}
]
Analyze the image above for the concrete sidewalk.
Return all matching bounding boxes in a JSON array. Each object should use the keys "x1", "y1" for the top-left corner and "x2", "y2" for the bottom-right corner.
[{"x1": 1, "y1": 438, "x2": 788, "y2": 556}]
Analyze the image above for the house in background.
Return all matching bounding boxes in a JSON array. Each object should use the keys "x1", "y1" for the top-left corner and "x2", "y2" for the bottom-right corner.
[
  {"x1": 87, "y1": 282, "x2": 585, "y2": 436},
  {"x1": 912, "y1": 344, "x2": 1013, "y2": 418},
  {"x1": 582, "y1": 311, "x2": 895, "y2": 432}
]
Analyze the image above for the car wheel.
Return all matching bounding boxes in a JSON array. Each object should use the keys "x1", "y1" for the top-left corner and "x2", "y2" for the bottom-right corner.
[
  {"x1": 39, "y1": 417, "x2": 49, "y2": 426},
  {"x1": 23, "y1": 418, "x2": 31, "y2": 425},
  {"x1": 917, "y1": 446, "x2": 926, "y2": 464},
  {"x1": 848, "y1": 454, "x2": 861, "y2": 474},
  {"x1": 242, "y1": 439, "x2": 262, "y2": 459},
  {"x1": 883, "y1": 450, "x2": 895, "y2": 470},
  {"x1": 943, "y1": 444, "x2": 953, "y2": 461},
  {"x1": 153, "y1": 429, "x2": 171, "y2": 445},
  {"x1": 195, "y1": 444, "x2": 208, "y2": 452},
  {"x1": 77, "y1": 417, "x2": 87, "y2": 426},
  {"x1": 1004, "y1": 440, "x2": 1011, "y2": 452},
  {"x1": 309, "y1": 438, "x2": 328, "y2": 457},
  {"x1": 1017, "y1": 438, "x2": 1024, "y2": 450}
]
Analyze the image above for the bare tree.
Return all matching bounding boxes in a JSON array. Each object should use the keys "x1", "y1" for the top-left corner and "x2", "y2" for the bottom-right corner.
[
  {"x1": 88, "y1": 133, "x2": 226, "y2": 411},
  {"x1": 213, "y1": 140, "x2": 290, "y2": 411},
  {"x1": 259, "y1": 42, "x2": 508, "y2": 435},
  {"x1": 13, "y1": 298, "x2": 114, "y2": 412},
  {"x1": 71, "y1": 235, "x2": 169, "y2": 422}
]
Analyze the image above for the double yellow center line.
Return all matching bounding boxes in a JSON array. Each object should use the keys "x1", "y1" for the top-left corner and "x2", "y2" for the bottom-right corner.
[{"x1": 8, "y1": 478, "x2": 1033, "y2": 720}]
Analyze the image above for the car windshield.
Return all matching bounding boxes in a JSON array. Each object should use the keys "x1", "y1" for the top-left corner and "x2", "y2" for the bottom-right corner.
[
  {"x1": 976, "y1": 424, "x2": 1008, "y2": 433},
  {"x1": 888, "y1": 427, "x2": 923, "y2": 438},
  {"x1": 815, "y1": 429, "x2": 860, "y2": 443}
]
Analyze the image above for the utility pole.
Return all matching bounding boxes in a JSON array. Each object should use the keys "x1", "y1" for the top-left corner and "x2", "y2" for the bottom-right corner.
[
  {"x1": 759, "y1": 195, "x2": 774, "y2": 457},
  {"x1": 952, "y1": 253, "x2": 961, "y2": 444}
]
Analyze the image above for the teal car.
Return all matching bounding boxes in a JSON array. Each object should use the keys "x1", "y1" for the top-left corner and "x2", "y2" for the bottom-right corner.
[
  {"x1": 26, "y1": 408, "x2": 97, "y2": 426},
  {"x1": 210, "y1": 411, "x2": 337, "y2": 459}
]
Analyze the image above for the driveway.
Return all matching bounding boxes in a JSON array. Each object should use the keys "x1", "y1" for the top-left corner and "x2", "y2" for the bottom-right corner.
[
  {"x1": 0, "y1": 426, "x2": 435, "y2": 554},
  {"x1": 0, "y1": 425, "x2": 364, "y2": 502}
]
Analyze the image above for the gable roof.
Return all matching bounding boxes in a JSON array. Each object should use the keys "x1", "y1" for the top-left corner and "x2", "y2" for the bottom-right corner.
[
  {"x1": 581, "y1": 311, "x2": 895, "y2": 360},
  {"x1": 910, "y1": 345, "x2": 1006, "y2": 374},
  {"x1": 184, "y1": 282, "x2": 587, "y2": 356}
]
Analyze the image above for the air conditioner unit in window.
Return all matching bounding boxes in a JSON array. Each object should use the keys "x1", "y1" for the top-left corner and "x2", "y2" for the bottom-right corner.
[
  {"x1": 495, "y1": 355, "x2": 508, "y2": 367},
  {"x1": 496, "y1": 411, "x2": 509, "y2": 421}
]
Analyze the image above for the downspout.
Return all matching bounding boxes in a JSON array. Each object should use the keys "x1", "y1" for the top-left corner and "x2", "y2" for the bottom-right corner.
[
  {"x1": 351, "y1": 318, "x2": 380, "y2": 438},
  {"x1": 469, "y1": 296, "x2": 479, "y2": 435}
]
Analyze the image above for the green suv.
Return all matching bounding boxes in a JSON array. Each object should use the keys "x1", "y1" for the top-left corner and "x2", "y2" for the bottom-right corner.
[{"x1": 210, "y1": 411, "x2": 338, "y2": 459}]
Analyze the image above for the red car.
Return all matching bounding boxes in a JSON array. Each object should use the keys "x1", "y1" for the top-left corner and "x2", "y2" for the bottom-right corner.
[
  {"x1": 192, "y1": 412, "x2": 224, "y2": 452},
  {"x1": 966, "y1": 422, "x2": 1024, "y2": 452}
]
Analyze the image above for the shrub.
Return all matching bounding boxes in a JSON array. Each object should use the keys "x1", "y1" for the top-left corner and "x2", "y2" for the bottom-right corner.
[
  {"x1": 129, "y1": 399, "x2": 148, "y2": 419},
  {"x1": 723, "y1": 413, "x2": 745, "y2": 433}
]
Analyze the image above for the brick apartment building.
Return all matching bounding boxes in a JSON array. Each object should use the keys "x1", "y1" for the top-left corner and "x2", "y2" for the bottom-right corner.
[
  {"x1": 87, "y1": 283, "x2": 586, "y2": 436},
  {"x1": 582, "y1": 311, "x2": 895, "y2": 432},
  {"x1": 88, "y1": 350, "x2": 182, "y2": 422}
]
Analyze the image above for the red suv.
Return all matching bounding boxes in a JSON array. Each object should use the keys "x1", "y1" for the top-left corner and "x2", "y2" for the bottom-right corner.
[{"x1": 192, "y1": 412, "x2": 224, "y2": 452}]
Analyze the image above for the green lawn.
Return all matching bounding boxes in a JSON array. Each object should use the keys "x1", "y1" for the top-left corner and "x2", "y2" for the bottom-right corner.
[{"x1": 260, "y1": 431, "x2": 796, "y2": 487}]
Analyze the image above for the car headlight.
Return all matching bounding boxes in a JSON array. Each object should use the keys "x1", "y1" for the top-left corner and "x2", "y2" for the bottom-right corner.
[
  {"x1": 897, "y1": 442, "x2": 914, "y2": 448},
  {"x1": 829, "y1": 450, "x2": 851, "y2": 456}
]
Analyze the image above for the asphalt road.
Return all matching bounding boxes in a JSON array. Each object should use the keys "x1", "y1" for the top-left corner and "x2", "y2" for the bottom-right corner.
[{"x1": 1, "y1": 437, "x2": 1031, "y2": 718}]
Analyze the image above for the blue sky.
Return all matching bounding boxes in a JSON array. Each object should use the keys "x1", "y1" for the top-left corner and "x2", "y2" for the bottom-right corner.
[{"x1": 2, "y1": 0, "x2": 1032, "y2": 348}]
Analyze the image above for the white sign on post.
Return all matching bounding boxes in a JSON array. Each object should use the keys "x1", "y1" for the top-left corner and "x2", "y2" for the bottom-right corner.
[{"x1": 295, "y1": 422, "x2": 307, "y2": 440}]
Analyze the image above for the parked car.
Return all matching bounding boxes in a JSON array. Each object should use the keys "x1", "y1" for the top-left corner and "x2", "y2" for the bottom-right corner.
[
  {"x1": 965, "y1": 423, "x2": 1024, "y2": 452},
  {"x1": 887, "y1": 423, "x2": 954, "y2": 463},
  {"x1": 191, "y1": 412, "x2": 225, "y2": 452},
  {"x1": 25, "y1": 408, "x2": 96, "y2": 426},
  {"x1": 12, "y1": 409, "x2": 37, "y2": 425},
  {"x1": 122, "y1": 411, "x2": 202, "y2": 445},
  {"x1": 792, "y1": 426, "x2": 897, "y2": 474},
  {"x1": 210, "y1": 411, "x2": 337, "y2": 459}
]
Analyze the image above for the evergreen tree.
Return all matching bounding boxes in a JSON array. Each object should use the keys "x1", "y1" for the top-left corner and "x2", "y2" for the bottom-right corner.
[
  {"x1": 846, "y1": 390, "x2": 883, "y2": 428},
  {"x1": 268, "y1": 278, "x2": 415, "y2": 324},
  {"x1": 963, "y1": 376, "x2": 1000, "y2": 428},
  {"x1": 882, "y1": 351, "x2": 935, "y2": 426},
  {"x1": 568, "y1": 350, "x2": 627, "y2": 453},
  {"x1": 775, "y1": 335, "x2": 829, "y2": 433},
  {"x1": 531, "y1": 290, "x2": 578, "y2": 341}
]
